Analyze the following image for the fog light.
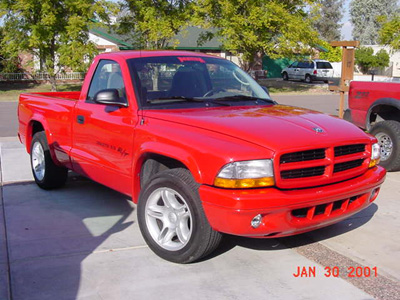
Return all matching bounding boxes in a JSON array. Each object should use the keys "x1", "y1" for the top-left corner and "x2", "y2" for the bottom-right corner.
[
  {"x1": 370, "y1": 188, "x2": 380, "y2": 202},
  {"x1": 251, "y1": 214, "x2": 262, "y2": 228}
]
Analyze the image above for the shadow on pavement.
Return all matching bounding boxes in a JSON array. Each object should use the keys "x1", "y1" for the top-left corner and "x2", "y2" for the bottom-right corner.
[{"x1": 4, "y1": 175, "x2": 135, "y2": 300}]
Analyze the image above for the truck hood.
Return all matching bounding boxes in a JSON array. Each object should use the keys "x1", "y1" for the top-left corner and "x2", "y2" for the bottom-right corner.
[{"x1": 144, "y1": 105, "x2": 373, "y2": 152}]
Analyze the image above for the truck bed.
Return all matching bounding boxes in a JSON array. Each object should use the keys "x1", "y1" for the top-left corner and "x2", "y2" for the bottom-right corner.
[
  {"x1": 20, "y1": 91, "x2": 81, "y2": 101},
  {"x1": 18, "y1": 91, "x2": 81, "y2": 167}
]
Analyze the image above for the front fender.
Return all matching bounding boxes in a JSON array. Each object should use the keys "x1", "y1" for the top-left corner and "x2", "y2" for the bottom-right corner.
[{"x1": 131, "y1": 142, "x2": 203, "y2": 203}]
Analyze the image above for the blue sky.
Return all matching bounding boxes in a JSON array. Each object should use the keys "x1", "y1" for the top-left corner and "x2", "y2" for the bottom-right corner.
[{"x1": 341, "y1": 0, "x2": 353, "y2": 40}]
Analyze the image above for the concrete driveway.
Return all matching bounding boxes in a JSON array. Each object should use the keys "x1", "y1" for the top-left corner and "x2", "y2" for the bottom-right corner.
[{"x1": 0, "y1": 96, "x2": 399, "y2": 300}]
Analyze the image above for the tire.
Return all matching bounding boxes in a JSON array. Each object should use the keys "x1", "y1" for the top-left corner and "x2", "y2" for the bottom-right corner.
[
  {"x1": 30, "y1": 132, "x2": 68, "y2": 189},
  {"x1": 282, "y1": 72, "x2": 289, "y2": 81},
  {"x1": 369, "y1": 120, "x2": 400, "y2": 172},
  {"x1": 343, "y1": 109, "x2": 352, "y2": 122},
  {"x1": 305, "y1": 74, "x2": 312, "y2": 83},
  {"x1": 137, "y1": 168, "x2": 222, "y2": 263}
]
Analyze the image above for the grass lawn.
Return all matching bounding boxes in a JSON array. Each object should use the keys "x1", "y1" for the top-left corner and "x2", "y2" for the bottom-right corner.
[
  {"x1": 0, "y1": 82, "x2": 82, "y2": 102},
  {"x1": 0, "y1": 78, "x2": 333, "y2": 102}
]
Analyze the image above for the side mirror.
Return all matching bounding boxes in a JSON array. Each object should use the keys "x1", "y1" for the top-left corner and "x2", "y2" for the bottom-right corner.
[
  {"x1": 262, "y1": 86, "x2": 270, "y2": 96},
  {"x1": 94, "y1": 89, "x2": 128, "y2": 107}
]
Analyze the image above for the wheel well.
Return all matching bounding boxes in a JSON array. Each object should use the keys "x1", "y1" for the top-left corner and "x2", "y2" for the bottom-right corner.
[
  {"x1": 140, "y1": 154, "x2": 187, "y2": 188},
  {"x1": 369, "y1": 105, "x2": 400, "y2": 127},
  {"x1": 26, "y1": 121, "x2": 45, "y2": 152},
  {"x1": 31, "y1": 121, "x2": 45, "y2": 136}
]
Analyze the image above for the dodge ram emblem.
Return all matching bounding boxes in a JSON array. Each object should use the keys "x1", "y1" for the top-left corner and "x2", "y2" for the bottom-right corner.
[{"x1": 313, "y1": 127, "x2": 324, "y2": 133}]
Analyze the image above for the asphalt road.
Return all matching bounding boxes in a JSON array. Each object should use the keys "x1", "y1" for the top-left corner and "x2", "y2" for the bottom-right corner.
[
  {"x1": 274, "y1": 94, "x2": 348, "y2": 116},
  {"x1": 0, "y1": 94, "x2": 345, "y2": 138}
]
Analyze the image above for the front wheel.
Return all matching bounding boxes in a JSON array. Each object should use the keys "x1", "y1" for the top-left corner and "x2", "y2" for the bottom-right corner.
[
  {"x1": 370, "y1": 120, "x2": 400, "y2": 171},
  {"x1": 30, "y1": 132, "x2": 68, "y2": 189},
  {"x1": 282, "y1": 72, "x2": 289, "y2": 81},
  {"x1": 137, "y1": 168, "x2": 222, "y2": 263}
]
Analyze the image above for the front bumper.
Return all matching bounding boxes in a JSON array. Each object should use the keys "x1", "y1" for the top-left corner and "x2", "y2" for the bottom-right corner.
[{"x1": 200, "y1": 166, "x2": 386, "y2": 238}]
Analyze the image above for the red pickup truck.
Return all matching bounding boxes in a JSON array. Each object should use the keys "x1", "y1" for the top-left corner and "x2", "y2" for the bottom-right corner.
[
  {"x1": 18, "y1": 51, "x2": 385, "y2": 263},
  {"x1": 345, "y1": 81, "x2": 400, "y2": 171}
]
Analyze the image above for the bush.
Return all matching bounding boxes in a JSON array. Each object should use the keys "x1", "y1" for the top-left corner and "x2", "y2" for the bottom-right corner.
[{"x1": 355, "y1": 47, "x2": 390, "y2": 74}]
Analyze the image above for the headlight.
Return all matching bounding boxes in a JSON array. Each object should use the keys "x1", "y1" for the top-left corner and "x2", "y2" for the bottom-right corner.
[
  {"x1": 369, "y1": 143, "x2": 380, "y2": 168},
  {"x1": 214, "y1": 159, "x2": 275, "y2": 188}
]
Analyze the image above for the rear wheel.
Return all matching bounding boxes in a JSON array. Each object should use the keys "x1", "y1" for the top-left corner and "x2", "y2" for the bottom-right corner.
[
  {"x1": 370, "y1": 121, "x2": 400, "y2": 171},
  {"x1": 282, "y1": 72, "x2": 289, "y2": 81},
  {"x1": 305, "y1": 74, "x2": 312, "y2": 83},
  {"x1": 30, "y1": 132, "x2": 68, "y2": 189},
  {"x1": 137, "y1": 168, "x2": 222, "y2": 263}
]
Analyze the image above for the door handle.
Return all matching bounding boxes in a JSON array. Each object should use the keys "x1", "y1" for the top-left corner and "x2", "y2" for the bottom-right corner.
[{"x1": 77, "y1": 115, "x2": 85, "y2": 124}]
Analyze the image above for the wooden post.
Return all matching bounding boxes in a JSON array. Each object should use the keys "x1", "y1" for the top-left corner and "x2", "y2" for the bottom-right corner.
[
  {"x1": 329, "y1": 41, "x2": 359, "y2": 118},
  {"x1": 339, "y1": 91, "x2": 345, "y2": 118}
]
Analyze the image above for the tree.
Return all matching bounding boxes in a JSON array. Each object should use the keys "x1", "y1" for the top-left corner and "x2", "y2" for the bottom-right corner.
[
  {"x1": 312, "y1": 0, "x2": 344, "y2": 41},
  {"x1": 117, "y1": 0, "x2": 192, "y2": 49},
  {"x1": 194, "y1": 0, "x2": 321, "y2": 71},
  {"x1": 350, "y1": 0, "x2": 398, "y2": 45},
  {"x1": 319, "y1": 41, "x2": 342, "y2": 62},
  {"x1": 0, "y1": 27, "x2": 21, "y2": 73},
  {"x1": 378, "y1": 15, "x2": 400, "y2": 51},
  {"x1": 0, "y1": 0, "x2": 115, "y2": 91},
  {"x1": 355, "y1": 47, "x2": 390, "y2": 74}
]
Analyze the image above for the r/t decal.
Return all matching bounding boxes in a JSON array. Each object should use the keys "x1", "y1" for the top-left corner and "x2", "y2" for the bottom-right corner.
[{"x1": 96, "y1": 141, "x2": 129, "y2": 157}]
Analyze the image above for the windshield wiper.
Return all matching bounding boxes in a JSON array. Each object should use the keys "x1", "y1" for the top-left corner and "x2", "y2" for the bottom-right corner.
[
  {"x1": 211, "y1": 95, "x2": 277, "y2": 104},
  {"x1": 148, "y1": 96, "x2": 203, "y2": 103},
  {"x1": 148, "y1": 96, "x2": 230, "y2": 106}
]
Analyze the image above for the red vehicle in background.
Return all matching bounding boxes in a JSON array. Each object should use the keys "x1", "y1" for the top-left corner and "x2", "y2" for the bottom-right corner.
[
  {"x1": 345, "y1": 81, "x2": 400, "y2": 171},
  {"x1": 18, "y1": 51, "x2": 385, "y2": 263}
]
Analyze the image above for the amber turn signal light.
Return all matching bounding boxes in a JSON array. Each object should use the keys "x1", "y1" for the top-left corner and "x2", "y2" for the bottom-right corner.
[{"x1": 214, "y1": 177, "x2": 275, "y2": 189}]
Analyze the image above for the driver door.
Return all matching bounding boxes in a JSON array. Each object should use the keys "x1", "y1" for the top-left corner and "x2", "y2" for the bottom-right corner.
[{"x1": 71, "y1": 59, "x2": 137, "y2": 195}]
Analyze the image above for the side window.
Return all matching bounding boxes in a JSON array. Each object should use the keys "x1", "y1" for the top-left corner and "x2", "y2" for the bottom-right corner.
[
  {"x1": 86, "y1": 60, "x2": 127, "y2": 104},
  {"x1": 298, "y1": 62, "x2": 306, "y2": 68}
]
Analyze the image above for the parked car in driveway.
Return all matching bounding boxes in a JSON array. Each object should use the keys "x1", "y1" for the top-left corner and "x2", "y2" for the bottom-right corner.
[{"x1": 281, "y1": 59, "x2": 334, "y2": 83}]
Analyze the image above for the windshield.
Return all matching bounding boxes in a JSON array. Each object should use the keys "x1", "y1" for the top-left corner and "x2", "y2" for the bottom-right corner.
[{"x1": 128, "y1": 56, "x2": 272, "y2": 109}]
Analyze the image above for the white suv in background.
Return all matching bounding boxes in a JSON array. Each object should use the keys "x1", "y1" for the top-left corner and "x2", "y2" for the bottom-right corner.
[{"x1": 281, "y1": 60, "x2": 334, "y2": 83}]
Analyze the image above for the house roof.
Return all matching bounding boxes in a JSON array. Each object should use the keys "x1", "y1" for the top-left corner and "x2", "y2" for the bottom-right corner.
[{"x1": 89, "y1": 26, "x2": 135, "y2": 50}]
